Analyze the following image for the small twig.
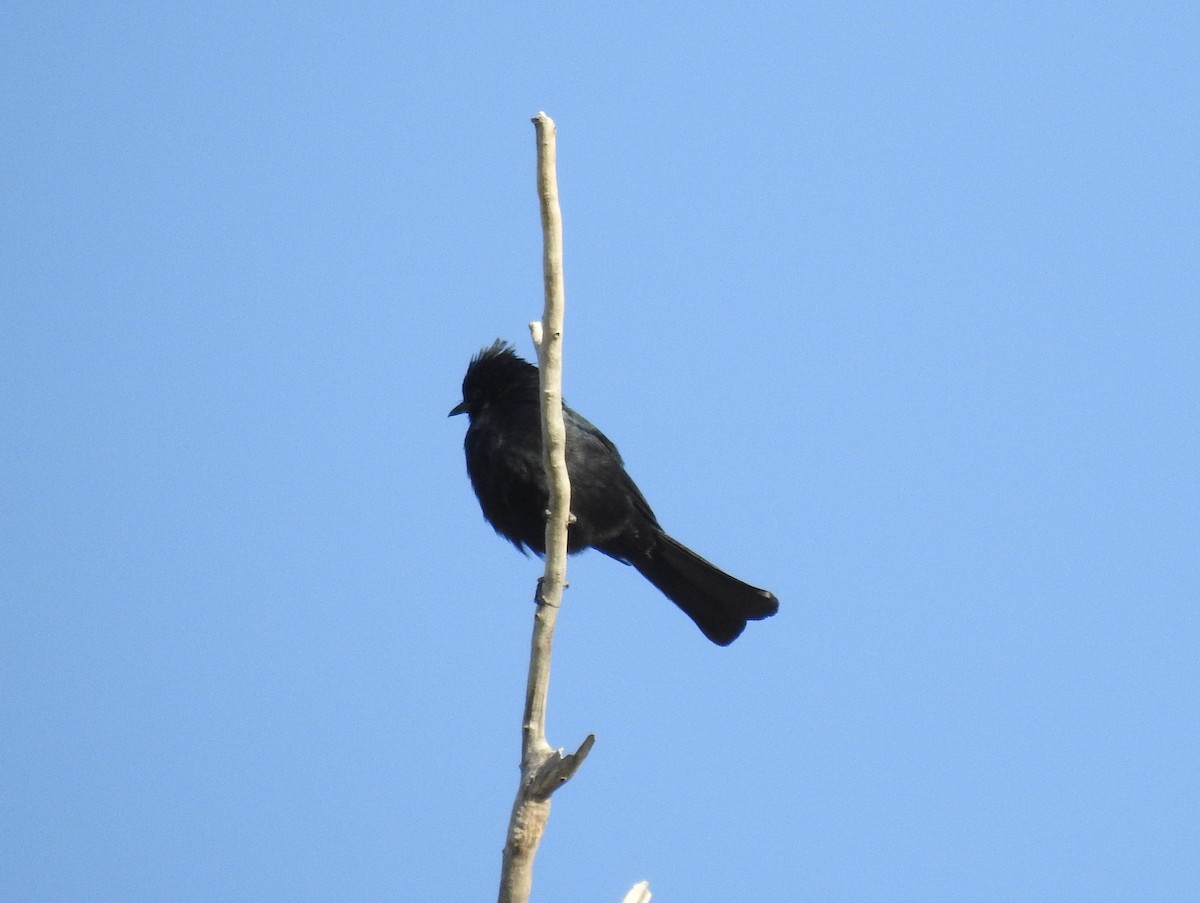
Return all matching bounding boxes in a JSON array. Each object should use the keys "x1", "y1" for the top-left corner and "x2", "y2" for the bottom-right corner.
[{"x1": 529, "y1": 733, "x2": 596, "y2": 797}]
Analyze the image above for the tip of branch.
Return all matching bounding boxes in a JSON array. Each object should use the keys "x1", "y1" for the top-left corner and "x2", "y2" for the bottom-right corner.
[
  {"x1": 621, "y1": 881, "x2": 652, "y2": 903},
  {"x1": 573, "y1": 732, "x2": 596, "y2": 762}
]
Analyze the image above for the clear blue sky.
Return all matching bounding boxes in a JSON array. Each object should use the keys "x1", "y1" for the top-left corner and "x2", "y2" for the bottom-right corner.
[{"x1": 3, "y1": 3, "x2": 1197, "y2": 900}]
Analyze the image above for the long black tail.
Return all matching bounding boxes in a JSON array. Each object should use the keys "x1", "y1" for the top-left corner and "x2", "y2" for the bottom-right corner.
[{"x1": 626, "y1": 532, "x2": 779, "y2": 645}]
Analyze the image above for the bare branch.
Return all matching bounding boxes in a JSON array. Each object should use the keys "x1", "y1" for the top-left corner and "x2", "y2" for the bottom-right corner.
[{"x1": 497, "y1": 111, "x2": 593, "y2": 903}]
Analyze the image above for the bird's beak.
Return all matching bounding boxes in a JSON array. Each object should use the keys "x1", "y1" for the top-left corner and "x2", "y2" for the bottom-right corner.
[{"x1": 448, "y1": 401, "x2": 469, "y2": 417}]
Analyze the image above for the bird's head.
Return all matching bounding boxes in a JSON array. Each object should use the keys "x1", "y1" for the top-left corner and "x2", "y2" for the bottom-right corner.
[{"x1": 449, "y1": 340, "x2": 540, "y2": 418}]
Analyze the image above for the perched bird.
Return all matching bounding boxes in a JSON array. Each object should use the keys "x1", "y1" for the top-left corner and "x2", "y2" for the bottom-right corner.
[{"x1": 450, "y1": 340, "x2": 778, "y2": 645}]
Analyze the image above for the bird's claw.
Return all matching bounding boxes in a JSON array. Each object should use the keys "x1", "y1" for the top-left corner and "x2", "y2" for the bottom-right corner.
[{"x1": 543, "y1": 509, "x2": 577, "y2": 525}]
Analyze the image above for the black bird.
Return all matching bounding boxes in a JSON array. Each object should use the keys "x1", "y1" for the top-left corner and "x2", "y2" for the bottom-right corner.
[{"x1": 450, "y1": 340, "x2": 778, "y2": 645}]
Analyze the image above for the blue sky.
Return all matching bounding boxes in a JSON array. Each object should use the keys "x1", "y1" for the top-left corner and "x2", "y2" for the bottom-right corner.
[{"x1": 3, "y1": 2, "x2": 1197, "y2": 900}]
